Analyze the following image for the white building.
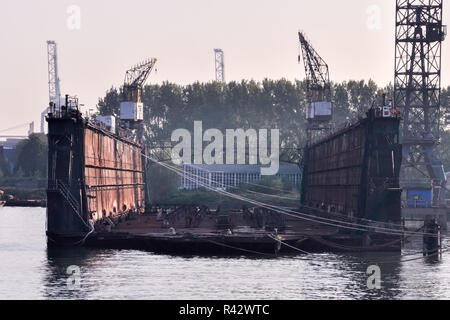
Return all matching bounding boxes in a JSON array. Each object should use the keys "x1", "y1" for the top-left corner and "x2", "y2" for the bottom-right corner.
[{"x1": 181, "y1": 164, "x2": 301, "y2": 191}]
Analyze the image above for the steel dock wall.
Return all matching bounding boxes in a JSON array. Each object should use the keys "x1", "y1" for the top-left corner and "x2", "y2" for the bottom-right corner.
[
  {"x1": 46, "y1": 111, "x2": 145, "y2": 242},
  {"x1": 301, "y1": 110, "x2": 402, "y2": 223},
  {"x1": 84, "y1": 125, "x2": 145, "y2": 222}
]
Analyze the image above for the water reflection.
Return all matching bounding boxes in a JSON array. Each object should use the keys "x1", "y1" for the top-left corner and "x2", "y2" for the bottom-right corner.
[
  {"x1": 44, "y1": 246, "x2": 100, "y2": 299},
  {"x1": 345, "y1": 252, "x2": 402, "y2": 300},
  {"x1": 2, "y1": 208, "x2": 450, "y2": 300},
  {"x1": 41, "y1": 245, "x2": 409, "y2": 300}
]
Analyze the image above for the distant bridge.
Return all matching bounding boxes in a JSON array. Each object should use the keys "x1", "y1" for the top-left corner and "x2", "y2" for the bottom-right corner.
[{"x1": 0, "y1": 135, "x2": 27, "y2": 139}]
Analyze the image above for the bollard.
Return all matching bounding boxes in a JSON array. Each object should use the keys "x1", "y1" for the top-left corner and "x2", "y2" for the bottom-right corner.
[{"x1": 423, "y1": 217, "x2": 441, "y2": 257}]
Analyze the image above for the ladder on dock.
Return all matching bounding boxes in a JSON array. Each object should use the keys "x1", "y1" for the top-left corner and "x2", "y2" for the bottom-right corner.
[{"x1": 48, "y1": 180, "x2": 82, "y2": 218}]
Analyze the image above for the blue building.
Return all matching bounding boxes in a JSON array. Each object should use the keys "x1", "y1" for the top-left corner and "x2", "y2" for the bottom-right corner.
[{"x1": 407, "y1": 188, "x2": 433, "y2": 208}]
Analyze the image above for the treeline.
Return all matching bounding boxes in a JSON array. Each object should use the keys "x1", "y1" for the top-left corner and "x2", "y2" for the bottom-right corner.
[
  {"x1": 1, "y1": 80, "x2": 449, "y2": 175},
  {"x1": 98, "y1": 79, "x2": 450, "y2": 167},
  {"x1": 2, "y1": 80, "x2": 450, "y2": 189},
  {"x1": 0, "y1": 133, "x2": 47, "y2": 179},
  {"x1": 0, "y1": 133, "x2": 47, "y2": 199},
  {"x1": 98, "y1": 79, "x2": 392, "y2": 163},
  {"x1": 2, "y1": 79, "x2": 450, "y2": 203}
]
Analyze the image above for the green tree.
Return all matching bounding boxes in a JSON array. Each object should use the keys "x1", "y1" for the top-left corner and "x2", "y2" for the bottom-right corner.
[
  {"x1": 15, "y1": 134, "x2": 48, "y2": 177},
  {"x1": 97, "y1": 87, "x2": 122, "y2": 116},
  {"x1": 96, "y1": 80, "x2": 450, "y2": 187}
]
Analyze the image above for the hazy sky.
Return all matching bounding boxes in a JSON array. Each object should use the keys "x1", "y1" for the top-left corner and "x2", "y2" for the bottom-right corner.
[{"x1": 1, "y1": 0, "x2": 449, "y2": 135}]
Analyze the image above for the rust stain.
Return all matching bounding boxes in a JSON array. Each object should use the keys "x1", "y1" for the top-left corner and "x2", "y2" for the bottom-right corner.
[
  {"x1": 304, "y1": 126, "x2": 366, "y2": 215},
  {"x1": 84, "y1": 128, "x2": 145, "y2": 222}
]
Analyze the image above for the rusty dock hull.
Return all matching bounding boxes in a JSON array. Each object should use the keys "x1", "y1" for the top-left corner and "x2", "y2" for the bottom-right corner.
[
  {"x1": 46, "y1": 109, "x2": 146, "y2": 245},
  {"x1": 301, "y1": 109, "x2": 402, "y2": 225}
]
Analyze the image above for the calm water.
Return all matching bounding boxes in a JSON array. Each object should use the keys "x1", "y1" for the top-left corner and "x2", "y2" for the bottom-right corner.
[{"x1": 1, "y1": 207, "x2": 449, "y2": 300}]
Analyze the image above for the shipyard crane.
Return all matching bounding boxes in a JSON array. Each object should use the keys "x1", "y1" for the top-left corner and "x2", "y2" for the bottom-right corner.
[
  {"x1": 120, "y1": 58, "x2": 157, "y2": 125},
  {"x1": 394, "y1": 0, "x2": 447, "y2": 207},
  {"x1": 298, "y1": 31, "x2": 332, "y2": 141},
  {"x1": 214, "y1": 49, "x2": 225, "y2": 83},
  {"x1": 42, "y1": 40, "x2": 62, "y2": 133}
]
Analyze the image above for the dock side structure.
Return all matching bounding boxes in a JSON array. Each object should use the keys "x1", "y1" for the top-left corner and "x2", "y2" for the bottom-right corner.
[
  {"x1": 46, "y1": 97, "x2": 146, "y2": 245},
  {"x1": 301, "y1": 107, "x2": 402, "y2": 223}
]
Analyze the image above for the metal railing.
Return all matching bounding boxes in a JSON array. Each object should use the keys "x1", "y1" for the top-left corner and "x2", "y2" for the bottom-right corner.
[
  {"x1": 47, "y1": 96, "x2": 80, "y2": 120},
  {"x1": 405, "y1": 200, "x2": 432, "y2": 208}
]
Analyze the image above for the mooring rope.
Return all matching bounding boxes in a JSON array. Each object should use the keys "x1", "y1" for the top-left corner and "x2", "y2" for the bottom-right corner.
[
  {"x1": 144, "y1": 156, "x2": 433, "y2": 238},
  {"x1": 95, "y1": 126, "x2": 441, "y2": 238}
]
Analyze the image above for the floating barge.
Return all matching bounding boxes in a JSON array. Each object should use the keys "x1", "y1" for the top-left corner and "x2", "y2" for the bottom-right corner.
[
  {"x1": 80, "y1": 205, "x2": 403, "y2": 255},
  {"x1": 3, "y1": 199, "x2": 46, "y2": 208}
]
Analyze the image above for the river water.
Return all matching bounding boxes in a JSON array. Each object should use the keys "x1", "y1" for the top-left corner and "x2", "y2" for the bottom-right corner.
[{"x1": 0, "y1": 207, "x2": 449, "y2": 300}]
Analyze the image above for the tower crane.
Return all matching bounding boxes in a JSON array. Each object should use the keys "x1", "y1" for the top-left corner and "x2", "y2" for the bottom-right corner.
[
  {"x1": 42, "y1": 40, "x2": 62, "y2": 133},
  {"x1": 214, "y1": 49, "x2": 225, "y2": 83},
  {"x1": 394, "y1": 0, "x2": 447, "y2": 206},
  {"x1": 120, "y1": 58, "x2": 157, "y2": 126},
  {"x1": 298, "y1": 31, "x2": 332, "y2": 141}
]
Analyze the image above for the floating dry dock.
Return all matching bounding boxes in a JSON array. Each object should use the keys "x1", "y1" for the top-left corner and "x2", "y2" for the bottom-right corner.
[{"x1": 45, "y1": 100, "x2": 403, "y2": 255}]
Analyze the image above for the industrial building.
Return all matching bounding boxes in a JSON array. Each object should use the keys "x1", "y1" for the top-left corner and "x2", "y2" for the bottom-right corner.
[{"x1": 180, "y1": 164, "x2": 301, "y2": 191}]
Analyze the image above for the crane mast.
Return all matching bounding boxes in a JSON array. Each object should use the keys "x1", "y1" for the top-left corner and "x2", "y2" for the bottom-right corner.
[
  {"x1": 214, "y1": 49, "x2": 225, "y2": 83},
  {"x1": 394, "y1": 0, "x2": 447, "y2": 206},
  {"x1": 42, "y1": 41, "x2": 62, "y2": 133},
  {"x1": 47, "y1": 41, "x2": 61, "y2": 107},
  {"x1": 298, "y1": 32, "x2": 332, "y2": 141}
]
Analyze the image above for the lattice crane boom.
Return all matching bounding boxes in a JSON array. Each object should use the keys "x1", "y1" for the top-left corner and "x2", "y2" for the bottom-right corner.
[
  {"x1": 47, "y1": 41, "x2": 61, "y2": 106},
  {"x1": 123, "y1": 58, "x2": 157, "y2": 104},
  {"x1": 42, "y1": 40, "x2": 62, "y2": 133},
  {"x1": 298, "y1": 31, "x2": 332, "y2": 142},
  {"x1": 214, "y1": 49, "x2": 225, "y2": 83},
  {"x1": 120, "y1": 58, "x2": 157, "y2": 124},
  {"x1": 298, "y1": 31, "x2": 330, "y2": 102},
  {"x1": 124, "y1": 58, "x2": 157, "y2": 89},
  {"x1": 394, "y1": 0, "x2": 447, "y2": 206}
]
